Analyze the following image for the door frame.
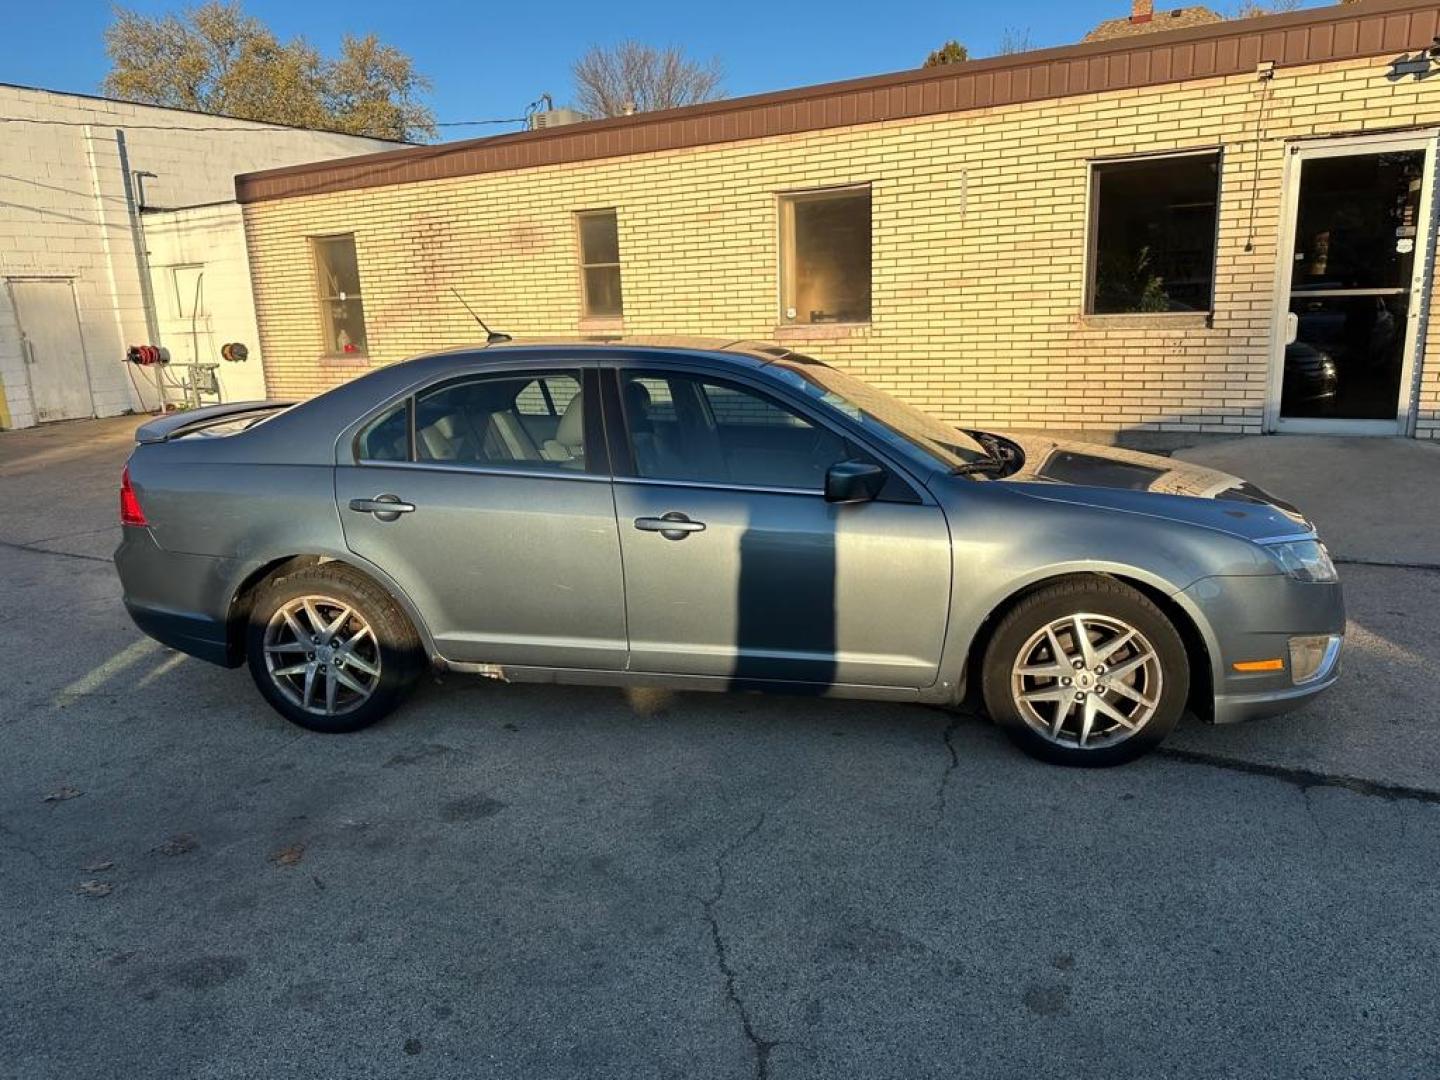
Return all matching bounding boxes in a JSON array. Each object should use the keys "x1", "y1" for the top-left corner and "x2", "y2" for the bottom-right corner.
[
  {"x1": 4, "y1": 276, "x2": 96, "y2": 424},
  {"x1": 1264, "y1": 130, "x2": 1439, "y2": 436}
]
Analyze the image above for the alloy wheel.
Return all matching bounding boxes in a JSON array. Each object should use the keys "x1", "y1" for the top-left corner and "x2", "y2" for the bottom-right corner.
[
  {"x1": 263, "y1": 595, "x2": 382, "y2": 717},
  {"x1": 1010, "y1": 613, "x2": 1163, "y2": 750}
]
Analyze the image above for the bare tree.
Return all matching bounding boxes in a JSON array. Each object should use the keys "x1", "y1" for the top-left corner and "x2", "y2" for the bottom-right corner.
[
  {"x1": 996, "y1": 27, "x2": 1033, "y2": 55},
  {"x1": 572, "y1": 41, "x2": 723, "y2": 118},
  {"x1": 1231, "y1": 0, "x2": 1300, "y2": 16}
]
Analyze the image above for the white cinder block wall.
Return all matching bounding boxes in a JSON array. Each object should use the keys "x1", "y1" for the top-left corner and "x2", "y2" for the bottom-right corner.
[
  {"x1": 142, "y1": 204, "x2": 269, "y2": 404},
  {"x1": 0, "y1": 83, "x2": 398, "y2": 429}
]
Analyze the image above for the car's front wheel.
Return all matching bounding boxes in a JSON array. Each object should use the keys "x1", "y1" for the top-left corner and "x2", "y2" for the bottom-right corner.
[
  {"x1": 245, "y1": 563, "x2": 422, "y2": 733},
  {"x1": 982, "y1": 578, "x2": 1189, "y2": 766}
]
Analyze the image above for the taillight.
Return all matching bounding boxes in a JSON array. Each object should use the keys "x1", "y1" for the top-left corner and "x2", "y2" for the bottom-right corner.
[{"x1": 120, "y1": 466, "x2": 148, "y2": 527}]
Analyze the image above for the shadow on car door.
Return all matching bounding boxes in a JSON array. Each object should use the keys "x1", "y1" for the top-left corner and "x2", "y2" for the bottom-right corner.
[{"x1": 604, "y1": 366, "x2": 950, "y2": 691}]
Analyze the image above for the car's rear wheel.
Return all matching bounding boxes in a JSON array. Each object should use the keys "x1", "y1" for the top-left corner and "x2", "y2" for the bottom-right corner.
[
  {"x1": 981, "y1": 578, "x2": 1189, "y2": 766},
  {"x1": 245, "y1": 563, "x2": 422, "y2": 733}
]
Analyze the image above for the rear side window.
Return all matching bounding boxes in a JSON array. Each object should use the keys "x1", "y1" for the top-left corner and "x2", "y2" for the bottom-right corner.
[
  {"x1": 413, "y1": 371, "x2": 587, "y2": 471},
  {"x1": 514, "y1": 375, "x2": 582, "y2": 417},
  {"x1": 357, "y1": 402, "x2": 409, "y2": 461}
]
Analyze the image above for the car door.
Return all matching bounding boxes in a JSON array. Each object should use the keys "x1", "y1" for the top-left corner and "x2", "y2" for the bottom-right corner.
[
  {"x1": 604, "y1": 365, "x2": 952, "y2": 689},
  {"x1": 335, "y1": 366, "x2": 628, "y2": 670}
]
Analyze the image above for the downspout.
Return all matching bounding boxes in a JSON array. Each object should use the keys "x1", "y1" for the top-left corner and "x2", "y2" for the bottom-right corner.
[{"x1": 116, "y1": 134, "x2": 163, "y2": 347}]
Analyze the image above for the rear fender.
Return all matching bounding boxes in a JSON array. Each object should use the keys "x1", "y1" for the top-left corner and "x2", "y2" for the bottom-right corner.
[{"x1": 225, "y1": 549, "x2": 440, "y2": 664}]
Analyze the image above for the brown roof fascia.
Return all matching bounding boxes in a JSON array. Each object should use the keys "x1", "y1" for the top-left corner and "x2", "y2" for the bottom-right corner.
[{"x1": 236, "y1": 0, "x2": 1440, "y2": 204}]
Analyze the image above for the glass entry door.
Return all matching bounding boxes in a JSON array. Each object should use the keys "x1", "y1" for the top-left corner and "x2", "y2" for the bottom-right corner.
[{"x1": 1271, "y1": 136, "x2": 1435, "y2": 434}]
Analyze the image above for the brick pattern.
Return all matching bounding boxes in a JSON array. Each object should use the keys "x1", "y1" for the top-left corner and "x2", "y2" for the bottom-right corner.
[{"x1": 244, "y1": 55, "x2": 1440, "y2": 438}]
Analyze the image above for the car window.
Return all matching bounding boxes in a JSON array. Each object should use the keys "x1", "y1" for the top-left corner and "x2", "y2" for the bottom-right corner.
[
  {"x1": 411, "y1": 371, "x2": 587, "y2": 471},
  {"x1": 619, "y1": 371, "x2": 851, "y2": 490},
  {"x1": 514, "y1": 375, "x2": 582, "y2": 417},
  {"x1": 356, "y1": 402, "x2": 409, "y2": 462}
]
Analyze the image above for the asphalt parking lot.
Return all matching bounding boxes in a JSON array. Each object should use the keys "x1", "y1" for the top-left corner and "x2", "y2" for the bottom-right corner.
[{"x1": 3, "y1": 418, "x2": 1438, "y2": 1080}]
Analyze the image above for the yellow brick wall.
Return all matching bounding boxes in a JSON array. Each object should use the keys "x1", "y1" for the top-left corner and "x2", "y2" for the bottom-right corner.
[{"x1": 243, "y1": 53, "x2": 1440, "y2": 438}]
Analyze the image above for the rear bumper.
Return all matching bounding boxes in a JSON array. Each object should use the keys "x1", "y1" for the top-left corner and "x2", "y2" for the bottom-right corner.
[
  {"x1": 123, "y1": 599, "x2": 231, "y2": 666},
  {"x1": 114, "y1": 526, "x2": 239, "y2": 667}
]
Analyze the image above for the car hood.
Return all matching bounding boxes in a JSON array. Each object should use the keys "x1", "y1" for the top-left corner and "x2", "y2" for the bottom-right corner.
[{"x1": 979, "y1": 432, "x2": 1315, "y2": 543}]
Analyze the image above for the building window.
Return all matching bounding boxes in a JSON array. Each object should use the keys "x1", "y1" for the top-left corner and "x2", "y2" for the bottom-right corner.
[
  {"x1": 1088, "y1": 152, "x2": 1220, "y2": 314},
  {"x1": 577, "y1": 210, "x2": 623, "y2": 318},
  {"x1": 779, "y1": 186, "x2": 872, "y2": 325},
  {"x1": 313, "y1": 234, "x2": 368, "y2": 355}
]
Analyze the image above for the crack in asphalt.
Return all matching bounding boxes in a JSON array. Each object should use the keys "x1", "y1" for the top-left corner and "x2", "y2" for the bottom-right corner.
[
  {"x1": 1156, "y1": 747, "x2": 1440, "y2": 805},
  {"x1": 933, "y1": 713, "x2": 964, "y2": 825},
  {"x1": 702, "y1": 810, "x2": 779, "y2": 1080},
  {"x1": 0, "y1": 817, "x2": 53, "y2": 873},
  {"x1": 14, "y1": 526, "x2": 117, "y2": 549},
  {"x1": 0, "y1": 537, "x2": 110, "y2": 564},
  {"x1": 1333, "y1": 557, "x2": 1440, "y2": 574}
]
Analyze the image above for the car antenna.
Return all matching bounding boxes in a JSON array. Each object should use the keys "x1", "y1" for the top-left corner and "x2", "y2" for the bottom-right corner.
[{"x1": 450, "y1": 288, "x2": 512, "y2": 344}]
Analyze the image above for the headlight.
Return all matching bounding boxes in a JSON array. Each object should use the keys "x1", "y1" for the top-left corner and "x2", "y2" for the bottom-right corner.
[{"x1": 1264, "y1": 538, "x2": 1338, "y2": 583}]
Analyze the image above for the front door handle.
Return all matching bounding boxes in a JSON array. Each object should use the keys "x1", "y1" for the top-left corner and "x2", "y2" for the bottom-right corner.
[
  {"x1": 349, "y1": 494, "x2": 415, "y2": 522},
  {"x1": 634, "y1": 512, "x2": 706, "y2": 540}
]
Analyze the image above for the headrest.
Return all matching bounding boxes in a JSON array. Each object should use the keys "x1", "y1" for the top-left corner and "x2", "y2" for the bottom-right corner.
[
  {"x1": 555, "y1": 392, "x2": 585, "y2": 447},
  {"x1": 624, "y1": 381, "x2": 652, "y2": 414}
]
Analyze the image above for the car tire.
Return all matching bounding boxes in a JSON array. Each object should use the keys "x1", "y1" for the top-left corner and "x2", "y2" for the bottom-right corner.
[
  {"x1": 981, "y1": 577, "x2": 1189, "y2": 767},
  {"x1": 245, "y1": 562, "x2": 423, "y2": 734}
]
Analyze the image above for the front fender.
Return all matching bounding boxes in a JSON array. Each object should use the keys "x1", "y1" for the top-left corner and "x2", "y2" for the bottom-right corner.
[{"x1": 928, "y1": 480, "x2": 1272, "y2": 703}]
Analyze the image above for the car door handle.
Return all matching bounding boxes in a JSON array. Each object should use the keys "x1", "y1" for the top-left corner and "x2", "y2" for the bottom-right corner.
[
  {"x1": 349, "y1": 495, "x2": 415, "y2": 520},
  {"x1": 634, "y1": 513, "x2": 706, "y2": 540}
]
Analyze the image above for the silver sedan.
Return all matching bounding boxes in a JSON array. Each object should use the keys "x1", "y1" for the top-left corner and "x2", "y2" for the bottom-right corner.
[{"x1": 115, "y1": 340, "x2": 1344, "y2": 766}]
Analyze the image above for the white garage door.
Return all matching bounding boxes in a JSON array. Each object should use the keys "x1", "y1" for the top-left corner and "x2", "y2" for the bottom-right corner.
[{"x1": 10, "y1": 279, "x2": 93, "y2": 423}]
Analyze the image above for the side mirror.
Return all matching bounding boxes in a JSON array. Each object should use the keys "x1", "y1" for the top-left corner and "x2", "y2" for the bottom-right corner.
[{"x1": 825, "y1": 460, "x2": 887, "y2": 504}]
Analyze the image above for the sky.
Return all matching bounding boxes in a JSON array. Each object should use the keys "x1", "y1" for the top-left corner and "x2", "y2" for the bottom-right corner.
[{"x1": 3, "y1": 0, "x2": 1329, "y2": 136}]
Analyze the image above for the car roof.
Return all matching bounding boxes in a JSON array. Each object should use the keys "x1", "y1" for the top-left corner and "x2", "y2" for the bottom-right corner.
[{"x1": 404, "y1": 336, "x2": 801, "y2": 369}]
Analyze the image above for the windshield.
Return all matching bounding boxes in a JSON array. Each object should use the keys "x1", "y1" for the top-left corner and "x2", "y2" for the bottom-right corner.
[{"x1": 768, "y1": 358, "x2": 986, "y2": 468}]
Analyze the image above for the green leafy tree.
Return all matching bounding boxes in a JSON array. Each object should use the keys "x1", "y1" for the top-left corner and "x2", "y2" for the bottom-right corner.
[
  {"x1": 922, "y1": 40, "x2": 969, "y2": 67},
  {"x1": 103, "y1": 2, "x2": 435, "y2": 141}
]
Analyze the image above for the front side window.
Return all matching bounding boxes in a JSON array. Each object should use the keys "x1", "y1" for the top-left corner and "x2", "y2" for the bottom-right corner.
[
  {"x1": 313, "y1": 235, "x2": 368, "y2": 354},
  {"x1": 1088, "y1": 152, "x2": 1220, "y2": 314},
  {"x1": 619, "y1": 371, "x2": 851, "y2": 490},
  {"x1": 779, "y1": 186, "x2": 872, "y2": 325},
  {"x1": 767, "y1": 356, "x2": 987, "y2": 469},
  {"x1": 577, "y1": 210, "x2": 623, "y2": 318},
  {"x1": 377, "y1": 371, "x2": 589, "y2": 471}
]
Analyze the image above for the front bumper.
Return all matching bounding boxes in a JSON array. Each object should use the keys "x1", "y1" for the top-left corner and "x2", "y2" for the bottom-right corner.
[
  {"x1": 115, "y1": 526, "x2": 239, "y2": 667},
  {"x1": 1179, "y1": 573, "x2": 1345, "y2": 724},
  {"x1": 1211, "y1": 664, "x2": 1341, "y2": 725}
]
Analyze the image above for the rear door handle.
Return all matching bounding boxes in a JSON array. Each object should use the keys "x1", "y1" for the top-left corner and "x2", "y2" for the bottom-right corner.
[
  {"x1": 349, "y1": 494, "x2": 415, "y2": 521},
  {"x1": 634, "y1": 512, "x2": 706, "y2": 540}
]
